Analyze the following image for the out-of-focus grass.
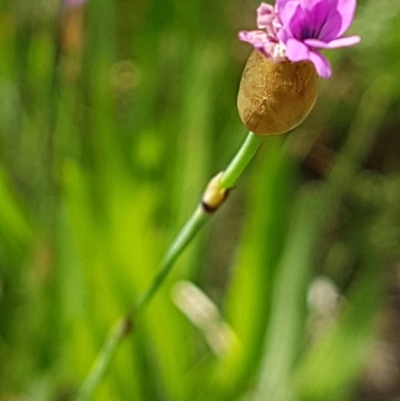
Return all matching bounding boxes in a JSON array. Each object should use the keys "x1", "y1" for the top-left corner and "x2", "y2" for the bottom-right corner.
[{"x1": 1, "y1": 0, "x2": 400, "y2": 400}]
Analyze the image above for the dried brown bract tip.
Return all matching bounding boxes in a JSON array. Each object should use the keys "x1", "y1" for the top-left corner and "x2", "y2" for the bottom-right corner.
[{"x1": 237, "y1": 50, "x2": 319, "y2": 136}]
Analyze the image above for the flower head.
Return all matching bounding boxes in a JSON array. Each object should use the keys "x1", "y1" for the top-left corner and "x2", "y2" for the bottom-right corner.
[{"x1": 239, "y1": 0, "x2": 360, "y2": 78}]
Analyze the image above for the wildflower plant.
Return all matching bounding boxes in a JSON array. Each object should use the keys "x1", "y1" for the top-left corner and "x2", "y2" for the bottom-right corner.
[
  {"x1": 77, "y1": 1, "x2": 360, "y2": 399},
  {"x1": 239, "y1": 0, "x2": 361, "y2": 78}
]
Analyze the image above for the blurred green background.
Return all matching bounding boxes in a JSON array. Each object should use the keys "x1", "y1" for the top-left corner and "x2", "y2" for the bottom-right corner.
[{"x1": 1, "y1": 0, "x2": 400, "y2": 400}]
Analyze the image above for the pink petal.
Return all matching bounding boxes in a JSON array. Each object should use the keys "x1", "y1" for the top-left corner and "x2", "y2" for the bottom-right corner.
[
  {"x1": 309, "y1": 51, "x2": 332, "y2": 78},
  {"x1": 286, "y1": 4, "x2": 307, "y2": 39},
  {"x1": 305, "y1": 0, "x2": 332, "y2": 33},
  {"x1": 336, "y1": 0, "x2": 357, "y2": 36},
  {"x1": 277, "y1": 0, "x2": 302, "y2": 26},
  {"x1": 257, "y1": 3, "x2": 275, "y2": 29},
  {"x1": 277, "y1": 27, "x2": 292, "y2": 43},
  {"x1": 276, "y1": 0, "x2": 295, "y2": 14},
  {"x1": 276, "y1": 1, "x2": 301, "y2": 42},
  {"x1": 286, "y1": 38, "x2": 331, "y2": 79},
  {"x1": 299, "y1": 0, "x2": 322, "y2": 9},
  {"x1": 305, "y1": 35, "x2": 360, "y2": 48},
  {"x1": 238, "y1": 30, "x2": 270, "y2": 47},
  {"x1": 301, "y1": 0, "x2": 356, "y2": 41},
  {"x1": 238, "y1": 30, "x2": 278, "y2": 59},
  {"x1": 285, "y1": 38, "x2": 311, "y2": 61},
  {"x1": 318, "y1": 9, "x2": 342, "y2": 41}
]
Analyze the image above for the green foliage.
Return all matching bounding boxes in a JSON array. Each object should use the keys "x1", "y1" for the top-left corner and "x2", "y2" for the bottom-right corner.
[{"x1": 1, "y1": 0, "x2": 399, "y2": 400}]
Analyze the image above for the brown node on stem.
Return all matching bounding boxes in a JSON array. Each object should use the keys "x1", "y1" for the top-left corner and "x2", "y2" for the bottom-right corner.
[
  {"x1": 237, "y1": 50, "x2": 319, "y2": 136},
  {"x1": 201, "y1": 172, "x2": 228, "y2": 213}
]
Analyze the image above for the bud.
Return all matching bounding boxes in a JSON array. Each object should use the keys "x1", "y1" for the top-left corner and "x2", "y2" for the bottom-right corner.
[{"x1": 237, "y1": 50, "x2": 319, "y2": 136}]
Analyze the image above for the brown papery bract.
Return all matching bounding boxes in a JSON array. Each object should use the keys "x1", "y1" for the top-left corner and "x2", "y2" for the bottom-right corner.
[{"x1": 237, "y1": 50, "x2": 319, "y2": 136}]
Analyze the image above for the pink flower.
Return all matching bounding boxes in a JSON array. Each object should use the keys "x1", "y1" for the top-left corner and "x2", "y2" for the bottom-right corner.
[{"x1": 239, "y1": 0, "x2": 360, "y2": 78}]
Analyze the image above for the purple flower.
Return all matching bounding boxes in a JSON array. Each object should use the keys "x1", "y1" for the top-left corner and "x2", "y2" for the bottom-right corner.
[{"x1": 239, "y1": 0, "x2": 360, "y2": 78}]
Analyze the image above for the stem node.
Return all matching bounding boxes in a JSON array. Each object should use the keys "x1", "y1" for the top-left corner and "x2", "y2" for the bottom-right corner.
[{"x1": 201, "y1": 172, "x2": 229, "y2": 213}]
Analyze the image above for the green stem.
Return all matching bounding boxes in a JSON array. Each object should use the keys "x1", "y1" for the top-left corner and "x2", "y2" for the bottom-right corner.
[
  {"x1": 76, "y1": 319, "x2": 130, "y2": 401},
  {"x1": 134, "y1": 205, "x2": 208, "y2": 312},
  {"x1": 134, "y1": 132, "x2": 263, "y2": 313},
  {"x1": 76, "y1": 131, "x2": 264, "y2": 401},
  {"x1": 219, "y1": 131, "x2": 263, "y2": 189}
]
